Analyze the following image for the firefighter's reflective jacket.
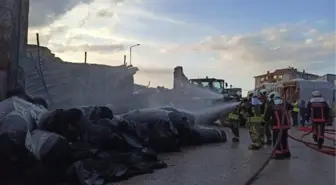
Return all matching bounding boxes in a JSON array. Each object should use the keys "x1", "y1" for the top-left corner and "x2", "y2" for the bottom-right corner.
[
  {"x1": 228, "y1": 105, "x2": 241, "y2": 121},
  {"x1": 247, "y1": 106, "x2": 263, "y2": 123},
  {"x1": 307, "y1": 97, "x2": 330, "y2": 123},
  {"x1": 293, "y1": 101, "x2": 299, "y2": 112}
]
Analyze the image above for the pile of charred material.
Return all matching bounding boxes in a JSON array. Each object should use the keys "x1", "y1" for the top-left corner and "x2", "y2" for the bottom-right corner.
[{"x1": 0, "y1": 91, "x2": 229, "y2": 185}]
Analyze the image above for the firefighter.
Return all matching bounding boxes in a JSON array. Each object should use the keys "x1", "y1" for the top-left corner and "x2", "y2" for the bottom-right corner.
[
  {"x1": 258, "y1": 89, "x2": 272, "y2": 145},
  {"x1": 264, "y1": 94, "x2": 292, "y2": 159},
  {"x1": 246, "y1": 91, "x2": 264, "y2": 150},
  {"x1": 226, "y1": 98, "x2": 247, "y2": 142},
  {"x1": 267, "y1": 91, "x2": 277, "y2": 105},
  {"x1": 247, "y1": 90, "x2": 254, "y2": 102},
  {"x1": 306, "y1": 90, "x2": 330, "y2": 149},
  {"x1": 292, "y1": 99, "x2": 299, "y2": 126}
]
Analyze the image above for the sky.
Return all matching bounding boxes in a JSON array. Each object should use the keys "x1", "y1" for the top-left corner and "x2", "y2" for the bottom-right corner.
[{"x1": 27, "y1": 0, "x2": 336, "y2": 92}]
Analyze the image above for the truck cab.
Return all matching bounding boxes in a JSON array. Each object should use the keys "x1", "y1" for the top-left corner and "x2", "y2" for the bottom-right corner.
[{"x1": 189, "y1": 77, "x2": 225, "y2": 94}]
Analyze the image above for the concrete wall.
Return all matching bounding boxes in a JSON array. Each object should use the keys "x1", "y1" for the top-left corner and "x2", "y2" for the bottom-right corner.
[
  {"x1": 21, "y1": 45, "x2": 138, "y2": 109},
  {"x1": 283, "y1": 73, "x2": 291, "y2": 81},
  {"x1": 0, "y1": 0, "x2": 29, "y2": 100},
  {"x1": 254, "y1": 77, "x2": 261, "y2": 88}
]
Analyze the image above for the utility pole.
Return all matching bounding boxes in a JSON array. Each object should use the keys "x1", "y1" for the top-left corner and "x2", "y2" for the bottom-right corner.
[
  {"x1": 129, "y1": 44, "x2": 140, "y2": 66},
  {"x1": 123, "y1": 55, "x2": 126, "y2": 66},
  {"x1": 84, "y1": 51, "x2": 87, "y2": 64}
]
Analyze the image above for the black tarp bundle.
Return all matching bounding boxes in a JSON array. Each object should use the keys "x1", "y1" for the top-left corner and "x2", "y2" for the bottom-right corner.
[{"x1": 0, "y1": 99, "x2": 227, "y2": 185}]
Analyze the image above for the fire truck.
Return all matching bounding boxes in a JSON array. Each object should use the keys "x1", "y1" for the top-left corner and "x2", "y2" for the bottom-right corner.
[{"x1": 259, "y1": 79, "x2": 336, "y2": 121}]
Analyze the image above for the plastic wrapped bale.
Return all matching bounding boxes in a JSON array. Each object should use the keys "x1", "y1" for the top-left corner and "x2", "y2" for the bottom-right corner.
[
  {"x1": 161, "y1": 107, "x2": 196, "y2": 124},
  {"x1": 78, "y1": 105, "x2": 114, "y2": 121},
  {"x1": 23, "y1": 130, "x2": 73, "y2": 185},
  {"x1": 0, "y1": 112, "x2": 32, "y2": 179},
  {"x1": 89, "y1": 106, "x2": 114, "y2": 121},
  {"x1": 25, "y1": 130, "x2": 72, "y2": 166},
  {"x1": 92, "y1": 118, "x2": 142, "y2": 151},
  {"x1": 121, "y1": 108, "x2": 171, "y2": 123},
  {"x1": 121, "y1": 109, "x2": 180, "y2": 152},
  {"x1": 116, "y1": 118, "x2": 152, "y2": 145},
  {"x1": 182, "y1": 127, "x2": 227, "y2": 145},
  {"x1": 166, "y1": 110, "x2": 195, "y2": 136},
  {"x1": 37, "y1": 109, "x2": 81, "y2": 142}
]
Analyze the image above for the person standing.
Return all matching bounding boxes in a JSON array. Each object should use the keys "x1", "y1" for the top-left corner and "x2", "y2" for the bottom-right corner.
[
  {"x1": 259, "y1": 89, "x2": 272, "y2": 145},
  {"x1": 292, "y1": 100, "x2": 299, "y2": 126},
  {"x1": 307, "y1": 90, "x2": 330, "y2": 149},
  {"x1": 299, "y1": 100, "x2": 306, "y2": 127},
  {"x1": 246, "y1": 91, "x2": 264, "y2": 150},
  {"x1": 264, "y1": 94, "x2": 293, "y2": 159},
  {"x1": 226, "y1": 99, "x2": 246, "y2": 142}
]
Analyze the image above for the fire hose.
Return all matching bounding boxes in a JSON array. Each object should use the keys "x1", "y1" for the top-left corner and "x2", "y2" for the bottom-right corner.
[
  {"x1": 243, "y1": 125, "x2": 336, "y2": 185},
  {"x1": 242, "y1": 97, "x2": 290, "y2": 185},
  {"x1": 242, "y1": 98, "x2": 336, "y2": 185},
  {"x1": 288, "y1": 126, "x2": 336, "y2": 156}
]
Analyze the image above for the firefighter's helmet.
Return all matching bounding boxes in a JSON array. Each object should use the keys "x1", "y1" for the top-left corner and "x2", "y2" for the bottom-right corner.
[
  {"x1": 268, "y1": 91, "x2": 280, "y2": 101},
  {"x1": 247, "y1": 90, "x2": 257, "y2": 98},
  {"x1": 259, "y1": 89, "x2": 268, "y2": 96},
  {"x1": 312, "y1": 90, "x2": 322, "y2": 97},
  {"x1": 273, "y1": 94, "x2": 283, "y2": 105}
]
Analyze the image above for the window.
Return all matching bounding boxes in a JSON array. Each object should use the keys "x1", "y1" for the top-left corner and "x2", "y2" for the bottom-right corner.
[
  {"x1": 273, "y1": 75, "x2": 277, "y2": 79},
  {"x1": 278, "y1": 75, "x2": 283, "y2": 80},
  {"x1": 261, "y1": 77, "x2": 264, "y2": 82},
  {"x1": 266, "y1": 76, "x2": 268, "y2": 80},
  {"x1": 212, "y1": 81, "x2": 223, "y2": 92}
]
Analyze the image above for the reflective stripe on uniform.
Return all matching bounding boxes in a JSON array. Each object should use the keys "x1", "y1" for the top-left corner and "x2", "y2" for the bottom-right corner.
[
  {"x1": 248, "y1": 116, "x2": 263, "y2": 123},
  {"x1": 229, "y1": 113, "x2": 239, "y2": 120},
  {"x1": 293, "y1": 107, "x2": 299, "y2": 112}
]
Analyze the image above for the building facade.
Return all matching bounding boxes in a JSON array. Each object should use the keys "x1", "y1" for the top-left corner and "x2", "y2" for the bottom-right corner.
[
  {"x1": 318, "y1": 74, "x2": 336, "y2": 85},
  {"x1": 254, "y1": 67, "x2": 320, "y2": 88}
]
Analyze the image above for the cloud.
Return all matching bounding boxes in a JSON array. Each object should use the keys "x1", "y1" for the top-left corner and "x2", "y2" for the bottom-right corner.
[
  {"x1": 162, "y1": 23, "x2": 336, "y2": 73},
  {"x1": 27, "y1": 0, "x2": 335, "y2": 91},
  {"x1": 96, "y1": 8, "x2": 114, "y2": 18},
  {"x1": 29, "y1": 0, "x2": 94, "y2": 27},
  {"x1": 53, "y1": 43, "x2": 124, "y2": 53},
  {"x1": 137, "y1": 67, "x2": 172, "y2": 74},
  {"x1": 28, "y1": 24, "x2": 69, "y2": 44}
]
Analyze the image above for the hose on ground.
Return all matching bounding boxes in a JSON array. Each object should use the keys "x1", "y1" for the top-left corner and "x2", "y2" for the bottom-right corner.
[
  {"x1": 242, "y1": 127, "x2": 284, "y2": 185},
  {"x1": 243, "y1": 99, "x2": 289, "y2": 185},
  {"x1": 243, "y1": 125, "x2": 335, "y2": 185},
  {"x1": 288, "y1": 126, "x2": 336, "y2": 156}
]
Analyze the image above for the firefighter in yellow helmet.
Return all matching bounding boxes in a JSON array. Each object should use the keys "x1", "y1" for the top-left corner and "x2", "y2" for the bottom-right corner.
[{"x1": 246, "y1": 90, "x2": 264, "y2": 150}]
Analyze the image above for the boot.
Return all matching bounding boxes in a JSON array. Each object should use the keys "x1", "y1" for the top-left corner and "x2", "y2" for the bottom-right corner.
[
  {"x1": 317, "y1": 139, "x2": 324, "y2": 149},
  {"x1": 232, "y1": 137, "x2": 239, "y2": 142},
  {"x1": 272, "y1": 154, "x2": 285, "y2": 160},
  {"x1": 313, "y1": 134, "x2": 317, "y2": 142},
  {"x1": 248, "y1": 144, "x2": 261, "y2": 150},
  {"x1": 283, "y1": 152, "x2": 291, "y2": 159}
]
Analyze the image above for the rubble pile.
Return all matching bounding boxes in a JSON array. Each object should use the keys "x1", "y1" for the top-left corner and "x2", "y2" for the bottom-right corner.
[{"x1": 0, "y1": 95, "x2": 227, "y2": 185}]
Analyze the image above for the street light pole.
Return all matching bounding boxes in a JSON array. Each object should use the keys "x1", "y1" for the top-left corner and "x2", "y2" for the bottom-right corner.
[{"x1": 129, "y1": 44, "x2": 140, "y2": 66}]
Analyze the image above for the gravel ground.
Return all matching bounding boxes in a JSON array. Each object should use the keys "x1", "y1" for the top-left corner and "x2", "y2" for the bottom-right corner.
[{"x1": 113, "y1": 126, "x2": 336, "y2": 185}]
